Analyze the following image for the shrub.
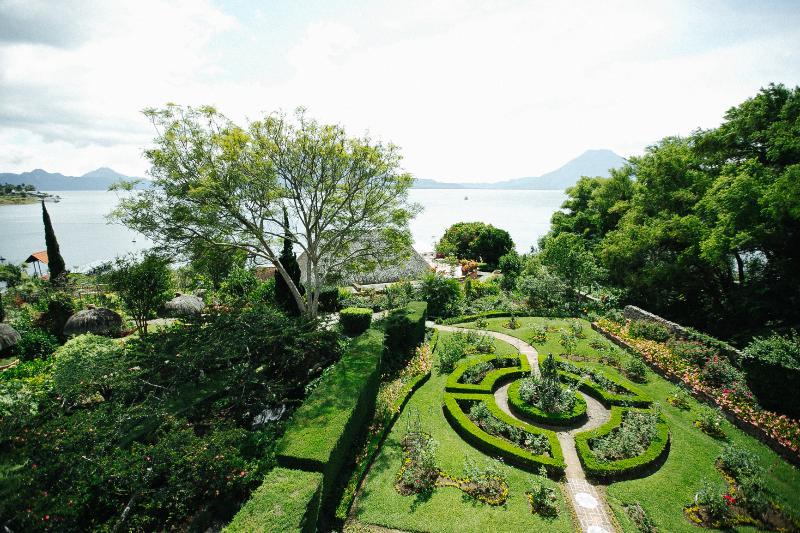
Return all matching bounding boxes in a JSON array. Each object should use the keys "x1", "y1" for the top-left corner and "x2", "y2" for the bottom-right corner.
[
  {"x1": 666, "y1": 387, "x2": 691, "y2": 410},
  {"x1": 498, "y1": 250, "x2": 522, "y2": 290},
  {"x1": 317, "y1": 286, "x2": 340, "y2": 313},
  {"x1": 467, "y1": 401, "x2": 550, "y2": 456},
  {"x1": 527, "y1": 467, "x2": 559, "y2": 516},
  {"x1": 475, "y1": 316, "x2": 488, "y2": 329},
  {"x1": 419, "y1": 273, "x2": 462, "y2": 318},
  {"x1": 718, "y1": 444, "x2": 762, "y2": 480},
  {"x1": 474, "y1": 334, "x2": 495, "y2": 354},
  {"x1": 625, "y1": 502, "x2": 657, "y2": 532},
  {"x1": 435, "y1": 331, "x2": 472, "y2": 373},
  {"x1": 52, "y1": 334, "x2": 127, "y2": 406},
  {"x1": 695, "y1": 478, "x2": 731, "y2": 522},
  {"x1": 628, "y1": 320, "x2": 671, "y2": 343},
  {"x1": 385, "y1": 280, "x2": 415, "y2": 310},
  {"x1": 398, "y1": 415, "x2": 439, "y2": 494},
  {"x1": 462, "y1": 456, "x2": 508, "y2": 505},
  {"x1": 529, "y1": 325, "x2": 547, "y2": 344},
  {"x1": 517, "y1": 271, "x2": 569, "y2": 312},
  {"x1": 339, "y1": 307, "x2": 372, "y2": 336},
  {"x1": 509, "y1": 379, "x2": 587, "y2": 425},
  {"x1": 701, "y1": 355, "x2": 744, "y2": 389},
  {"x1": 695, "y1": 406, "x2": 725, "y2": 438},
  {"x1": 667, "y1": 338, "x2": 718, "y2": 366},
  {"x1": 384, "y1": 301, "x2": 427, "y2": 369},
  {"x1": 41, "y1": 291, "x2": 75, "y2": 338},
  {"x1": 15, "y1": 326, "x2": 59, "y2": 361},
  {"x1": 559, "y1": 331, "x2": 577, "y2": 355},
  {"x1": 624, "y1": 357, "x2": 648, "y2": 383}
]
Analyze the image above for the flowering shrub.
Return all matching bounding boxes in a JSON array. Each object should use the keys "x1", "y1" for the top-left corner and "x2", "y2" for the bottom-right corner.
[
  {"x1": 695, "y1": 406, "x2": 726, "y2": 438},
  {"x1": 668, "y1": 338, "x2": 718, "y2": 366},
  {"x1": 624, "y1": 357, "x2": 648, "y2": 383},
  {"x1": 526, "y1": 467, "x2": 559, "y2": 516},
  {"x1": 596, "y1": 318, "x2": 800, "y2": 457},
  {"x1": 518, "y1": 355, "x2": 578, "y2": 415},
  {"x1": 504, "y1": 315, "x2": 520, "y2": 329},
  {"x1": 628, "y1": 320, "x2": 671, "y2": 343},
  {"x1": 625, "y1": 502, "x2": 656, "y2": 533},
  {"x1": 529, "y1": 325, "x2": 547, "y2": 344},
  {"x1": 559, "y1": 331, "x2": 577, "y2": 355},
  {"x1": 701, "y1": 356, "x2": 744, "y2": 389},
  {"x1": 475, "y1": 316, "x2": 488, "y2": 329},
  {"x1": 461, "y1": 456, "x2": 509, "y2": 505},
  {"x1": 667, "y1": 387, "x2": 692, "y2": 410},
  {"x1": 397, "y1": 415, "x2": 439, "y2": 494}
]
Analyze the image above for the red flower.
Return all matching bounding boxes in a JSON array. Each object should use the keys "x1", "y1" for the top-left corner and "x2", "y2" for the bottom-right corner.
[{"x1": 723, "y1": 494, "x2": 736, "y2": 505}]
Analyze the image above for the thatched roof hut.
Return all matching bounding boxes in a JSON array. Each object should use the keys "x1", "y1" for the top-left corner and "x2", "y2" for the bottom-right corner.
[
  {"x1": 164, "y1": 294, "x2": 205, "y2": 318},
  {"x1": 0, "y1": 323, "x2": 21, "y2": 353},
  {"x1": 298, "y1": 245, "x2": 430, "y2": 287},
  {"x1": 63, "y1": 307, "x2": 122, "y2": 338}
]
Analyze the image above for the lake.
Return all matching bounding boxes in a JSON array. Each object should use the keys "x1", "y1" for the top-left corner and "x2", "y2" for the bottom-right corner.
[{"x1": 0, "y1": 189, "x2": 566, "y2": 269}]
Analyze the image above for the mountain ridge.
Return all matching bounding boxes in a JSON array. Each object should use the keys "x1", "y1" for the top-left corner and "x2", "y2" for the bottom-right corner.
[
  {"x1": 0, "y1": 167, "x2": 148, "y2": 191},
  {"x1": 413, "y1": 149, "x2": 626, "y2": 190}
]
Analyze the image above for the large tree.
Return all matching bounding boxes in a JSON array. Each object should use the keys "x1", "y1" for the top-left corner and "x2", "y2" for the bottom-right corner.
[{"x1": 114, "y1": 106, "x2": 416, "y2": 318}]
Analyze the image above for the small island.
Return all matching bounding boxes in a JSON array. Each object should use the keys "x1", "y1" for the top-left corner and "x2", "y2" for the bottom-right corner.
[{"x1": 0, "y1": 183, "x2": 59, "y2": 205}]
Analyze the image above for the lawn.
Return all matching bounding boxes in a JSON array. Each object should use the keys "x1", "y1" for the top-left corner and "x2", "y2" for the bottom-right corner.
[
  {"x1": 353, "y1": 331, "x2": 575, "y2": 532},
  {"x1": 457, "y1": 317, "x2": 800, "y2": 532}
]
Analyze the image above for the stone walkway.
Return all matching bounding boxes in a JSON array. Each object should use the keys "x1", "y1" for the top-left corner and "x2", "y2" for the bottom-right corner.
[{"x1": 431, "y1": 322, "x2": 618, "y2": 533}]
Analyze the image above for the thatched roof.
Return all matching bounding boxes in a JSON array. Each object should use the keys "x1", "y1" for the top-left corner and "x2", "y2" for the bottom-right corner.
[
  {"x1": 298, "y1": 245, "x2": 430, "y2": 286},
  {"x1": 63, "y1": 308, "x2": 122, "y2": 338},
  {"x1": 164, "y1": 294, "x2": 205, "y2": 318},
  {"x1": 0, "y1": 324, "x2": 21, "y2": 351}
]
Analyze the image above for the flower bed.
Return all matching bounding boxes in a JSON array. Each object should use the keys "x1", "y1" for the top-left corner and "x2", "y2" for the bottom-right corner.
[
  {"x1": 442, "y1": 393, "x2": 565, "y2": 476},
  {"x1": 546, "y1": 355, "x2": 652, "y2": 408},
  {"x1": 507, "y1": 378, "x2": 587, "y2": 425},
  {"x1": 445, "y1": 352, "x2": 530, "y2": 394},
  {"x1": 594, "y1": 319, "x2": 800, "y2": 463},
  {"x1": 575, "y1": 406, "x2": 670, "y2": 481}
]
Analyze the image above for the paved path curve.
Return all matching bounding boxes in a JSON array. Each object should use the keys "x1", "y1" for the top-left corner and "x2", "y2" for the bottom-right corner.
[{"x1": 431, "y1": 322, "x2": 618, "y2": 533}]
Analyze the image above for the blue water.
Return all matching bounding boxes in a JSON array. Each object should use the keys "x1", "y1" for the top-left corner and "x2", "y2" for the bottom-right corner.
[{"x1": 0, "y1": 189, "x2": 566, "y2": 270}]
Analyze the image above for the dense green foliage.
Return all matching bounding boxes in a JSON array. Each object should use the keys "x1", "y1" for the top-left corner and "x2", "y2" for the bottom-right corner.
[
  {"x1": 0, "y1": 304, "x2": 339, "y2": 531},
  {"x1": 185, "y1": 239, "x2": 247, "y2": 290},
  {"x1": 108, "y1": 253, "x2": 172, "y2": 334},
  {"x1": 742, "y1": 330, "x2": 800, "y2": 416},
  {"x1": 275, "y1": 209, "x2": 304, "y2": 315},
  {"x1": 436, "y1": 222, "x2": 514, "y2": 267},
  {"x1": 545, "y1": 84, "x2": 800, "y2": 342},
  {"x1": 419, "y1": 272, "x2": 462, "y2": 318},
  {"x1": 0, "y1": 263, "x2": 22, "y2": 288},
  {"x1": 225, "y1": 467, "x2": 322, "y2": 533},
  {"x1": 276, "y1": 329, "x2": 384, "y2": 528},
  {"x1": 41, "y1": 201, "x2": 65, "y2": 282},
  {"x1": 384, "y1": 301, "x2": 427, "y2": 368},
  {"x1": 339, "y1": 307, "x2": 372, "y2": 336}
]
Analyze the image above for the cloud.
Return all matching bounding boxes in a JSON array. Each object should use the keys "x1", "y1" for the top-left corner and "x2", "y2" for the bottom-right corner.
[
  {"x1": 0, "y1": 0, "x2": 103, "y2": 47},
  {"x1": 0, "y1": 0, "x2": 798, "y2": 180}
]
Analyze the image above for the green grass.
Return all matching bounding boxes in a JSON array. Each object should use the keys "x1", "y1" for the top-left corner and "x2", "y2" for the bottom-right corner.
[
  {"x1": 458, "y1": 317, "x2": 800, "y2": 532},
  {"x1": 225, "y1": 467, "x2": 322, "y2": 533},
  {"x1": 353, "y1": 332, "x2": 575, "y2": 532}
]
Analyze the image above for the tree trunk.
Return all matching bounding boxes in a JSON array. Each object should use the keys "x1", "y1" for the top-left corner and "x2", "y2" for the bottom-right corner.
[
  {"x1": 272, "y1": 258, "x2": 308, "y2": 316},
  {"x1": 734, "y1": 251, "x2": 745, "y2": 285}
]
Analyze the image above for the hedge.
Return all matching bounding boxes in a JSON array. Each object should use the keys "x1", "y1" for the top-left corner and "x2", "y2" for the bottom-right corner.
[
  {"x1": 507, "y1": 379, "x2": 587, "y2": 425},
  {"x1": 574, "y1": 406, "x2": 670, "y2": 481},
  {"x1": 442, "y1": 393, "x2": 565, "y2": 476},
  {"x1": 225, "y1": 467, "x2": 323, "y2": 533},
  {"x1": 384, "y1": 301, "x2": 428, "y2": 364},
  {"x1": 441, "y1": 310, "x2": 533, "y2": 325},
  {"x1": 340, "y1": 307, "x2": 372, "y2": 336},
  {"x1": 334, "y1": 370, "x2": 431, "y2": 522},
  {"x1": 549, "y1": 356, "x2": 652, "y2": 408},
  {"x1": 275, "y1": 328, "x2": 384, "y2": 525},
  {"x1": 445, "y1": 353, "x2": 531, "y2": 394}
]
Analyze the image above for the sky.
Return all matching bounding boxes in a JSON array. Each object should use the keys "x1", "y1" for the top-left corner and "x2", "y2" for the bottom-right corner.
[{"x1": 0, "y1": 0, "x2": 798, "y2": 183}]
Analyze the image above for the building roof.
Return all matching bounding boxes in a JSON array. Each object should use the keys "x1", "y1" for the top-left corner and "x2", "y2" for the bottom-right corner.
[
  {"x1": 298, "y1": 245, "x2": 430, "y2": 286},
  {"x1": 25, "y1": 250, "x2": 49, "y2": 264}
]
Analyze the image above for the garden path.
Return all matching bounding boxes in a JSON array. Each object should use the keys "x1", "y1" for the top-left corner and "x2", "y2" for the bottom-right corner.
[{"x1": 430, "y1": 322, "x2": 618, "y2": 533}]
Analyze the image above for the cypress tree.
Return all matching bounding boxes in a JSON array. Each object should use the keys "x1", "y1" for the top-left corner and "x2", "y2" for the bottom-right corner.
[
  {"x1": 274, "y1": 207, "x2": 303, "y2": 315},
  {"x1": 41, "y1": 201, "x2": 66, "y2": 282}
]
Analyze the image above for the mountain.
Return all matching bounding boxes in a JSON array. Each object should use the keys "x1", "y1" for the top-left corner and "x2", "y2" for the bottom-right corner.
[
  {"x1": 0, "y1": 168, "x2": 148, "y2": 191},
  {"x1": 413, "y1": 149, "x2": 626, "y2": 190}
]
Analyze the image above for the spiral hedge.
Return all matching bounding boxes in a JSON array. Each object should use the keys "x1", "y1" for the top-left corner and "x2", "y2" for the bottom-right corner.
[{"x1": 507, "y1": 379, "x2": 588, "y2": 426}]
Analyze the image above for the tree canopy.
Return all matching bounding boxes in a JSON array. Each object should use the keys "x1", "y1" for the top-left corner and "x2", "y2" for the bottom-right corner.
[
  {"x1": 435, "y1": 221, "x2": 514, "y2": 267},
  {"x1": 543, "y1": 83, "x2": 800, "y2": 342},
  {"x1": 113, "y1": 106, "x2": 417, "y2": 318}
]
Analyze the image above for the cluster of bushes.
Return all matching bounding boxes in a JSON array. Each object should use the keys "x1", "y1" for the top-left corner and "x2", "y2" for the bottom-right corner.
[
  {"x1": 435, "y1": 222, "x2": 514, "y2": 268},
  {"x1": 445, "y1": 351, "x2": 530, "y2": 394},
  {"x1": 0, "y1": 303, "x2": 340, "y2": 531}
]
